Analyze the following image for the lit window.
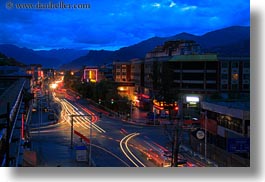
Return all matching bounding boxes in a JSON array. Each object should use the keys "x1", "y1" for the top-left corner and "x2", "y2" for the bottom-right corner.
[{"x1": 232, "y1": 73, "x2": 239, "y2": 80}]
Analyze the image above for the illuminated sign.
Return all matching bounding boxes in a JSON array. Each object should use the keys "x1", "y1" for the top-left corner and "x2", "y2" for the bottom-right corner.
[
  {"x1": 186, "y1": 96, "x2": 199, "y2": 103},
  {"x1": 84, "y1": 68, "x2": 98, "y2": 83}
]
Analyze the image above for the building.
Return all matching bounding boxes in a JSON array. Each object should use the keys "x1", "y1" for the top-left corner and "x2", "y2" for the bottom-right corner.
[
  {"x1": 26, "y1": 64, "x2": 43, "y2": 88},
  {"x1": 98, "y1": 63, "x2": 114, "y2": 81},
  {"x1": 145, "y1": 40, "x2": 201, "y2": 58},
  {"x1": 143, "y1": 40, "x2": 207, "y2": 98},
  {"x1": 189, "y1": 100, "x2": 250, "y2": 166},
  {"x1": 131, "y1": 59, "x2": 150, "y2": 109},
  {"x1": 142, "y1": 40, "x2": 218, "y2": 116},
  {"x1": 0, "y1": 72, "x2": 32, "y2": 167},
  {"x1": 112, "y1": 61, "x2": 134, "y2": 99},
  {"x1": 218, "y1": 56, "x2": 250, "y2": 93},
  {"x1": 113, "y1": 61, "x2": 132, "y2": 82},
  {"x1": 168, "y1": 54, "x2": 219, "y2": 94},
  {"x1": 83, "y1": 66, "x2": 100, "y2": 83}
]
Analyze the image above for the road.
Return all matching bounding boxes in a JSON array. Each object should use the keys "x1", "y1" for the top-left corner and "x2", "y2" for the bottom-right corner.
[{"x1": 30, "y1": 90, "x2": 204, "y2": 167}]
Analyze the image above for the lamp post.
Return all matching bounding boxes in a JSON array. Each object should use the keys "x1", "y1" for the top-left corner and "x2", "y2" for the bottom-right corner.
[{"x1": 70, "y1": 114, "x2": 93, "y2": 166}]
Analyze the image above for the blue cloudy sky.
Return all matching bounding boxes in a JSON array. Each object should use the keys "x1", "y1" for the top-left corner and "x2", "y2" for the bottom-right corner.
[{"x1": 0, "y1": 0, "x2": 250, "y2": 50}]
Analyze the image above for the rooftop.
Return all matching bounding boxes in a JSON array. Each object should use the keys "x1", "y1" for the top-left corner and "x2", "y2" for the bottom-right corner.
[
  {"x1": 202, "y1": 100, "x2": 250, "y2": 111},
  {"x1": 169, "y1": 54, "x2": 218, "y2": 62}
]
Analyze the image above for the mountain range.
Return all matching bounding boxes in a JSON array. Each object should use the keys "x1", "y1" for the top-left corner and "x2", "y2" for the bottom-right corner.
[
  {"x1": 0, "y1": 26, "x2": 249, "y2": 69},
  {"x1": 0, "y1": 45, "x2": 88, "y2": 68},
  {"x1": 61, "y1": 26, "x2": 250, "y2": 69}
]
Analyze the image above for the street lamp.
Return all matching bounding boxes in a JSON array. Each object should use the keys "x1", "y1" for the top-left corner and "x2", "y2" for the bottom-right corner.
[
  {"x1": 70, "y1": 114, "x2": 93, "y2": 166},
  {"x1": 50, "y1": 83, "x2": 58, "y2": 89}
]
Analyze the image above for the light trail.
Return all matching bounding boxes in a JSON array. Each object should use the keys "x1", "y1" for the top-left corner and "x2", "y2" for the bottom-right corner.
[
  {"x1": 120, "y1": 133, "x2": 146, "y2": 167},
  {"x1": 60, "y1": 99, "x2": 106, "y2": 133}
]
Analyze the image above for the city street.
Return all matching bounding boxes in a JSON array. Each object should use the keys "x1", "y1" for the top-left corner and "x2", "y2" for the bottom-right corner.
[{"x1": 28, "y1": 89, "x2": 214, "y2": 167}]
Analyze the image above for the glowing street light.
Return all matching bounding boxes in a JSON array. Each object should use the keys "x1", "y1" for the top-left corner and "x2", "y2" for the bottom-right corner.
[{"x1": 50, "y1": 83, "x2": 58, "y2": 89}]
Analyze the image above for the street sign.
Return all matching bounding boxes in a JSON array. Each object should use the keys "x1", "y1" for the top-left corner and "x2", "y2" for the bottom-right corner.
[
  {"x1": 75, "y1": 145, "x2": 88, "y2": 162},
  {"x1": 227, "y1": 138, "x2": 250, "y2": 153},
  {"x1": 196, "y1": 130, "x2": 205, "y2": 140}
]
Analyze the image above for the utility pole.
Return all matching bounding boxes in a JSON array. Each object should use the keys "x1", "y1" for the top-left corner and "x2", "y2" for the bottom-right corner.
[
  {"x1": 173, "y1": 97, "x2": 183, "y2": 167},
  {"x1": 153, "y1": 108, "x2": 156, "y2": 125},
  {"x1": 70, "y1": 115, "x2": 74, "y2": 149},
  {"x1": 70, "y1": 114, "x2": 94, "y2": 166},
  {"x1": 173, "y1": 126, "x2": 179, "y2": 167},
  {"x1": 130, "y1": 101, "x2": 133, "y2": 122}
]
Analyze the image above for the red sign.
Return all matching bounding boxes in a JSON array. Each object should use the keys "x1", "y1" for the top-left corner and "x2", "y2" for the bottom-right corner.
[{"x1": 74, "y1": 130, "x2": 90, "y2": 143}]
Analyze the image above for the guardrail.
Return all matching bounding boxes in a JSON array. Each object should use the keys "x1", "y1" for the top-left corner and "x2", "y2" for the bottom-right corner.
[{"x1": 0, "y1": 78, "x2": 27, "y2": 167}]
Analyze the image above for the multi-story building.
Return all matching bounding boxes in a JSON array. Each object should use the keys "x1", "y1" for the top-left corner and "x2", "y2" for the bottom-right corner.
[
  {"x1": 144, "y1": 40, "x2": 205, "y2": 97},
  {"x1": 190, "y1": 100, "x2": 250, "y2": 166},
  {"x1": 113, "y1": 61, "x2": 134, "y2": 100},
  {"x1": 113, "y1": 61, "x2": 132, "y2": 82},
  {"x1": 26, "y1": 64, "x2": 43, "y2": 88},
  {"x1": 218, "y1": 56, "x2": 250, "y2": 93},
  {"x1": 142, "y1": 40, "x2": 218, "y2": 115},
  {"x1": 167, "y1": 54, "x2": 219, "y2": 93},
  {"x1": 145, "y1": 40, "x2": 201, "y2": 58},
  {"x1": 0, "y1": 71, "x2": 32, "y2": 167},
  {"x1": 98, "y1": 63, "x2": 113, "y2": 81},
  {"x1": 131, "y1": 59, "x2": 150, "y2": 108},
  {"x1": 82, "y1": 64, "x2": 113, "y2": 83}
]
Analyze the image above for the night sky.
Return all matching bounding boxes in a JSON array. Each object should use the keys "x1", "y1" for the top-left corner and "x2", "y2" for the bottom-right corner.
[{"x1": 0, "y1": 0, "x2": 250, "y2": 50}]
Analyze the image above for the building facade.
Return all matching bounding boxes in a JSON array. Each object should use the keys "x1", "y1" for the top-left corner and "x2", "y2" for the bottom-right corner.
[
  {"x1": 189, "y1": 101, "x2": 250, "y2": 166},
  {"x1": 218, "y1": 56, "x2": 250, "y2": 93},
  {"x1": 113, "y1": 61, "x2": 134, "y2": 100},
  {"x1": 113, "y1": 61, "x2": 132, "y2": 82}
]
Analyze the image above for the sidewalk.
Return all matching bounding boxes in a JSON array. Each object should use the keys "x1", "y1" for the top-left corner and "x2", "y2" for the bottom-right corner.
[
  {"x1": 28, "y1": 92, "x2": 92, "y2": 167},
  {"x1": 29, "y1": 108, "x2": 92, "y2": 167},
  {"x1": 30, "y1": 135, "x2": 91, "y2": 167}
]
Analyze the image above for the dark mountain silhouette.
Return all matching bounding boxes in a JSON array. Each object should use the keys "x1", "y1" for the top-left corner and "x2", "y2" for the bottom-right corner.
[
  {"x1": 0, "y1": 52, "x2": 25, "y2": 67},
  {"x1": 0, "y1": 44, "x2": 88, "y2": 68},
  {"x1": 199, "y1": 26, "x2": 250, "y2": 49},
  {"x1": 61, "y1": 26, "x2": 249, "y2": 69},
  {"x1": 0, "y1": 26, "x2": 249, "y2": 69}
]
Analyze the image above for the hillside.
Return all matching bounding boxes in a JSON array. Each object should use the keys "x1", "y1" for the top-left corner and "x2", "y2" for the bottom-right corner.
[
  {"x1": 61, "y1": 26, "x2": 250, "y2": 69},
  {"x1": 0, "y1": 44, "x2": 88, "y2": 68}
]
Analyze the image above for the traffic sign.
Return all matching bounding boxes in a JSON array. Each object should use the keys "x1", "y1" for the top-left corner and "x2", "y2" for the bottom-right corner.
[{"x1": 75, "y1": 145, "x2": 88, "y2": 162}]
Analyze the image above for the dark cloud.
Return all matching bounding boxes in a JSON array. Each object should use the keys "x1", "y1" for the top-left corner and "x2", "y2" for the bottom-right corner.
[{"x1": 0, "y1": 0, "x2": 250, "y2": 50}]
